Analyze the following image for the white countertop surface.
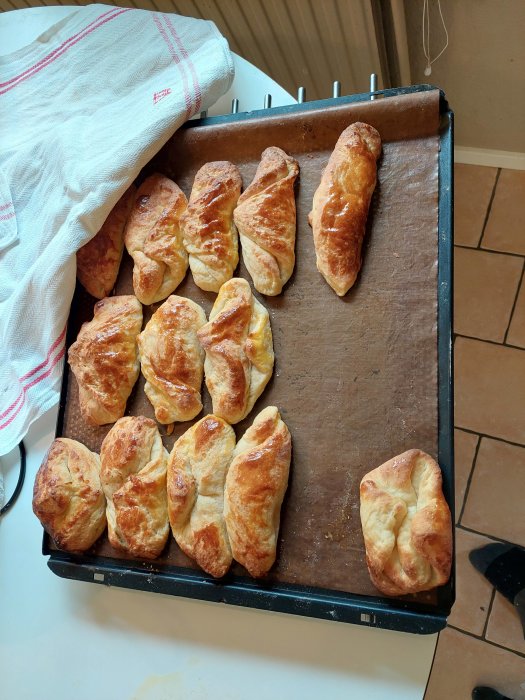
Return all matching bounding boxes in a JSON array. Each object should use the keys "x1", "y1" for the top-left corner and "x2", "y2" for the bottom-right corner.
[{"x1": 0, "y1": 7, "x2": 437, "y2": 699}]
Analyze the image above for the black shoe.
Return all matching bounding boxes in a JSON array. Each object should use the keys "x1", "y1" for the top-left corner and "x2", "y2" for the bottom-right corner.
[
  {"x1": 469, "y1": 543, "x2": 525, "y2": 639},
  {"x1": 472, "y1": 687, "x2": 512, "y2": 700}
]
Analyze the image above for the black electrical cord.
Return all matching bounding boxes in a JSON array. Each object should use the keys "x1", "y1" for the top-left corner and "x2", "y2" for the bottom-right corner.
[{"x1": 0, "y1": 441, "x2": 26, "y2": 517}]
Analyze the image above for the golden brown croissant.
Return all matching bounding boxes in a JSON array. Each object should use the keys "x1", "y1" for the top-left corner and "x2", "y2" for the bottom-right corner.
[
  {"x1": 77, "y1": 185, "x2": 136, "y2": 299},
  {"x1": 124, "y1": 173, "x2": 188, "y2": 304},
  {"x1": 309, "y1": 122, "x2": 381, "y2": 296},
  {"x1": 167, "y1": 414, "x2": 235, "y2": 578},
  {"x1": 197, "y1": 278, "x2": 274, "y2": 424},
  {"x1": 138, "y1": 295, "x2": 206, "y2": 423},
  {"x1": 234, "y1": 147, "x2": 299, "y2": 296},
  {"x1": 181, "y1": 161, "x2": 242, "y2": 292},
  {"x1": 224, "y1": 406, "x2": 292, "y2": 578},
  {"x1": 32, "y1": 438, "x2": 106, "y2": 552},
  {"x1": 360, "y1": 449, "x2": 452, "y2": 596},
  {"x1": 68, "y1": 295, "x2": 142, "y2": 425},
  {"x1": 100, "y1": 416, "x2": 169, "y2": 559}
]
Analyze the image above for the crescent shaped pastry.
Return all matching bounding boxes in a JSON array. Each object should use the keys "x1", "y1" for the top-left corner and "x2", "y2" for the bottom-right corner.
[
  {"x1": 197, "y1": 278, "x2": 274, "y2": 424},
  {"x1": 224, "y1": 406, "x2": 291, "y2": 578},
  {"x1": 77, "y1": 185, "x2": 136, "y2": 299},
  {"x1": 181, "y1": 161, "x2": 241, "y2": 292},
  {"x1": 167, "y1": 414, "x2": 235, "y2": 578},
  {"x1": 68, "y1": 295, "x2": 142, "y2": 425},
  {"x1": 124, "y1": 173, "x2": 188, "y2": 304},
  {"x1": 138, "y1": 295, "x2": 206, "y2": 424},
  {"x1": 100, "y1": 416, "x2": 169, "y2": 560},
  {"x1": 234, "y1": 147, "x2": 299, "y2": 296},
  {"x1": 309, "y1": 122, "x2": 381, "y2": 296}
]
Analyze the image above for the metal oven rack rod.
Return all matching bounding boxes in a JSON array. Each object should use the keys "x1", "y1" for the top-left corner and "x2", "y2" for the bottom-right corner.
[
  {"x1": 197, "y1": 73, "x2": 380, "y2": 118},
  {"x1": 205, "y1": 72, "x2": 381, "y2": 117}
]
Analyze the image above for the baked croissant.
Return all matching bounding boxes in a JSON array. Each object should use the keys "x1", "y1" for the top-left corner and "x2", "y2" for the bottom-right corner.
[
  {"x1": 77, "y1": 184, "x2": 136, "y2": 299},
  {"x1": 32, "y1": 438, "x2": 106, "y2": 552},
  {"x1": 197, "y1": 278, "x2": 274, "y2": 424},
  {"x1": 360, "y1": 449, "x2": 452, "y2": 596},
  {"x1": 124, "y1": 173, "x2": 188, "y2": 304},
  {"x1": 100, "y1": 416, "x2": 169, "y2": 559},
  {"x1": 138, "y1": 295, "x2": 207, "y2": 423},
  {"x1": 234, "y1": 147, "x2": 299, "y2": 296},
  {"x1": 68, "y1": 295, "x2": 142, "y2": 425},
  {"x1": 224, "y1": 406, "x2": 292, "y2": 578},
  {"x1": 167, "y1": 414, "x2": 235, "y2": 578},
  {"x1": 309, "y1": 122, "x2": 381, "y2": 296},
  {"x1": 181, "y1": 161, "x2": 242, "y2": 292}
]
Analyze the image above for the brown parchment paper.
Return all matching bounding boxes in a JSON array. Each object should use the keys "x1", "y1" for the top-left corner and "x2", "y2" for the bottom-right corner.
[{"x1": 59, "y1": 89, "x2": 441, "y2": 603}]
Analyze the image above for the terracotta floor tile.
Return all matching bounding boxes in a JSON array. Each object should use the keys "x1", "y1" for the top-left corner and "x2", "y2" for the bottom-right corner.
[
  {"x1": 487, "y1": 592, "x2": 525, "y2": 656},
  {"x1": 425, "y1": 627, "x2": 525, "y2": 700},
  {"x1": 461, "y1": 438, "x2": 525, "y2": 545},
  {"x1": 455, "y1": 338, "x2": 525, "y2": 444},
  {"x1": 482, "y1": 169, "x2": 525, "y2": 255},
  {"x1": 454, "y1": 248, "x2": 523, "y2": 342},
  {"x1": 454, "y1": 164, "x2": 498, "y2": 247},
  {"x1": 508, "y1": 278, "x2": 525, "y2": 349},
  {"x1": 448, "y1": 528, "x2": 494, "y2": 635},
  {"x1": 454, "y1": 429, "x2": 479, "y2": 520}
]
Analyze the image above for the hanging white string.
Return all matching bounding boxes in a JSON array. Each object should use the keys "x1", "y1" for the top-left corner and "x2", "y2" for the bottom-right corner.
[{"x1": 422, "y1": 0, "x2": 449, "y2": 76}]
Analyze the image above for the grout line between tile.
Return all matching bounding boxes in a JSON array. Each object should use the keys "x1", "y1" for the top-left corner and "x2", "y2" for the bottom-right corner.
[
  {"x1": 478, "y1": 168, "x2": 501, "y2": 249},
  {"x1": 447, "y1": 623, "x2": 525, "y2": 659},
  {"x1": 504, "y1": 262, "x2": 525, "y2": 345},
  {"x1": 455, "y1": 331, "x2": 525, "y2": 351},
  {"x1": 458, "y1": 434, "x2": 481, "y2": 524},
  {"x1": 422, "y1": 630, "x2": 440, "y2": 700},
  {"x1": 482, "y1": 587, "x2": 496, "y2": 639},
  {"x1": 455, "y1": 242, "x2": 525, "y2": 260},
  {"x1": 456, "y1": 523, "x2": 521, "y2": 546},
  {"x1": 452, "y1": 426, "x2": 525, "y2": 451},
  {"x1": 454, "y1": 242, "x2": 525, "y2": 260}
]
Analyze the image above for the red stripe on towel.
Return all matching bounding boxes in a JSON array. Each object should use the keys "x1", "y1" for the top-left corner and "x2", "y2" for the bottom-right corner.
[
  {"x1": 0, "y1": 346, "x2": 66, "y2": 431},
  {"x1": 152, "y1": 14, "x2": 192, "y2": 120},
  {"x1": 24, "y1": 346, "x2": 66, "y2": 392},
  {"x1": 0, "y1": 7, "x2": 122, "y2": 88},
  {"x1": 20, "y1": 325, "x2": 67, "y2": 382},
  {"x1": 0, "y1": 8, "x2": 131, "y2": 96},
  {"x1": 0, "y1": 325, "x2": 66, "y2": 422},
  {"x1": 163, "y1": 15, "x2": 202, "y2": 114},
  {"x1": 0, "y1": 391, "x2": 24, "y2": 425}
]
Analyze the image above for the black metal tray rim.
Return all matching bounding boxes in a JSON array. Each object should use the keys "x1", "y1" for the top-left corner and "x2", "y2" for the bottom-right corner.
[{"x1": 46, "y1": 551, "x2": 447, "y2": 635}]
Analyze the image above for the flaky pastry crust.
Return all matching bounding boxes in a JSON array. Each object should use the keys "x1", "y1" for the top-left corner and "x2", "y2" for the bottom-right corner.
[
  {"x1": 182, "y1": 161, "x2": 241, "y2": 292},
  {"x1": 309, "y1": 122, "x2": 381, "y2": 296},
  {"x1": 100, "y1": 416, "x2": 169, "y2": 559},
  {"x1": 197, "y1": 278, "x2": 274, "y2": 424},
  {"x1": 234, "y1": 147, "x2": 299, "y2": 296},
  {"x1": 124, "y1": 173, "x2": 188, "y2": 304},
  {"x1": 360, "y1": 449, "x2": 452, "y2": 596},
  {"x1": 138, "y1": 295, "x2": 206, "y2": 424},
  {"x1": 224, "y1": 406, "x2": 291, "y2": 578},
  {"x1": 167, "y1": 414, "x2": 235, "y2": 578},
  {"x1": 32, "y1": 438, "x2": 106, "y2": 552},
  {"x1": 68, "y1": 295, "x2": 142, "y2": 425},
  {"x1": 77, "y1": 185, "x2": 136, "y2": 299}
]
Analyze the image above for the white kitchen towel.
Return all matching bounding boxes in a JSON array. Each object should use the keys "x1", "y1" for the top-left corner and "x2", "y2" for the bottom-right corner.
[{"x1": 0, "y1": 4, "x2": 234, "y2": 455}]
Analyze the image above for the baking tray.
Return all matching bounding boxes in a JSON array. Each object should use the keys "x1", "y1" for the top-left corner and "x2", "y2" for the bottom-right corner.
[{"x1": 44, "y1": 84, "x2": 454, "y2": 634}]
